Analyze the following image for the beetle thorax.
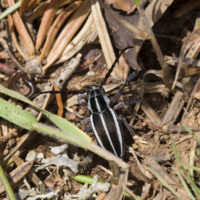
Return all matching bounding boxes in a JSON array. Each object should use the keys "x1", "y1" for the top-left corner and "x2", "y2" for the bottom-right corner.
[{"x1": 88, "y1": 86, "x2": 110, "y2": 114}]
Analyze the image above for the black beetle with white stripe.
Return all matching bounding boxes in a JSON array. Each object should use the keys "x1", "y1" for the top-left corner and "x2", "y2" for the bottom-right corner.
[
  {"x1": 85, "y1": 46, "x2": 140, "y2": 158},
  {"x1": 87, "y1": 85, "x2": 125, "y2": 158}
]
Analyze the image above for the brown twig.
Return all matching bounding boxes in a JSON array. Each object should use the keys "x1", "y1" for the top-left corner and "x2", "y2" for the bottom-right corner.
[{"x1": 53, "y1": 82, "x2": 64, "y2": 117}]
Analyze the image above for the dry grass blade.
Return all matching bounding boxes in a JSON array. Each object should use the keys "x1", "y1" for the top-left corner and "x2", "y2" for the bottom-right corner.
[
  {"x1": 146, "y1": 166, "x2": 182, "y2": 200},
  {"x1": 7, "y1": 0, "x2": 35, "y2": 59},
  {"x1": 57, "y1": 12, "x2": 97, "y2": 64},
  {"x1": 20, "y1": 0, "x2": 42, "y2": 16},
  {"x1": 145, "y1": 154, "x2": 190, "y2": 200},
  {"x1": 172, "y1": 18, "x2": 200, "y2": 90},
  {"x1": 141, "y1": 99, "x2": 162, "y2": 128},
  {"x1": 91, "y1": 0, "x2": 129, "y2": 80},
  {"x1": 113, "y1": 15, "x2": 150, "y2": 40},
  {"x1": 25, "y1": 1, "x2": 50, "y2": 23},
  {"x1": 13, "y1": 155, "x2": 42, "y2": 186},
  {"x1": 39, "y1": 1, "x2": 82, "y2": 60},
  {"x1": 142, "y1": 0, "x2": 174, "y2": 27},
  {"x1": 91, "y1": 0, "x2": 116, "y2": 72},
  {"x1": 4, "y1": 133, "x2": 30, "y2": 161},
  {"x1": 105, "y1": 166, "x2": 128, "y2": 200},
  {"x1": 43, "y1": 0, "x2": 91, "y2": 72},
  {"x1": 161, "y1": 91, "x2": 184, "y2": 126},
  {"x1": 35, "y1": 0, "x2": 60, "y2": 51},
  {"x1": 137, "y1": 3, "x2": 171, "y2": 87},
  {"x1": 27, "y1": 54, "x2": 81, "y2": 119}
]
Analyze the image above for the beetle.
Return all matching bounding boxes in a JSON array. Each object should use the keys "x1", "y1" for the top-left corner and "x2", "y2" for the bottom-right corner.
[
  {"x1": 84, "y1": 46, "x2": 140, "y2": 158},
  {"x1": 88, "y1": 85, "x2": 125, "y2": 158}
]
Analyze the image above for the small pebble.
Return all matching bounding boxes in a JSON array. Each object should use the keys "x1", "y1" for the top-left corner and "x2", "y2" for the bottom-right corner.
[{"x1": 26, "y1": 151, "x2": 37, "y2": 162}]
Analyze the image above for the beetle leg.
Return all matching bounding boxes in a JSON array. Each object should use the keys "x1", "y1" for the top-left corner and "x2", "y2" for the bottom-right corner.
[
  {"x1": 118, "y1": 115, "x2": 136, "y2": 137},
  {"x1": 110, "y1": 71, "x2": 141, "y2": 105},
  {"x1": 113, "y1": 102, "x2": 125, "y2": 110}
]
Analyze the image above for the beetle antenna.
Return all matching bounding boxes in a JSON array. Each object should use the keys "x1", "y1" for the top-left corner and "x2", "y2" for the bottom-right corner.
[{"x1": 100, "y1": 46, "x2": 134, "y2": 86}]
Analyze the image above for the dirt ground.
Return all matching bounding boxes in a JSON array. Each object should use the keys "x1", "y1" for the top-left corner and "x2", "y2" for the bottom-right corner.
[{"x1": 0, "y1": 0, "x2": 200, "y2": 199}]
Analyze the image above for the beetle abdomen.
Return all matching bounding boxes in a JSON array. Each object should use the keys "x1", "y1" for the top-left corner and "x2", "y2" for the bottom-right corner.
[{"x1": 90, "y1": 108, "x2": 125, "y2": 158}]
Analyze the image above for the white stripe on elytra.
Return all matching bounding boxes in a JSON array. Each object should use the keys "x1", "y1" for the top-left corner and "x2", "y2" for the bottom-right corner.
[
  {"x1": 109, "y1": 108, "x2": 123, "y2": 157},
  {"x1": 99, "y1": 113, "x2": 118, "y2": 156},
  {"x1": 94, "y1": 90, "x2": 101, "y2": 113},
  {"x1": 90, "y1": 115, "x2": 106, "y2": 149},
  {"x1": 90, "y1": 109, "x2": 118, "y2": 156}
]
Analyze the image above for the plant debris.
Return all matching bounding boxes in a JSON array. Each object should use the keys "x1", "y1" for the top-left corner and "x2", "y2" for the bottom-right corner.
[{"x1": 0, "y1": 0, "x2": 200, "y2": 199}]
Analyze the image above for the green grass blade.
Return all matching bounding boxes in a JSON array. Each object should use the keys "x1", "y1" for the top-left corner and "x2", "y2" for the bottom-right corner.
[
  {"x1": 73, "y1": 175, "x2": 107, "y2": 185},
  {"x1": 182, "y1": 165, "x2": 200, "y2": 172},
  {"x1": 171, "y1": 136, "x2": 200, "y2": 198},
  {"x1": 0, "y1": 164, "x2": 17, "y2": 200},
  {"x1": 146, "y1": 167, "x2": 182, "y2": 200},
  {"x1": 0, "y1": 84, "x2": 33, "y2": 105},
  {"x1": 181, "y1": 171, "x2": 200, "y2": 198},
  {"x1": 0, "y1": 0, "x2": 22, "y2": 21},
  {"x1": 41, "y1": 109, "x2": 91, "y2": 142},
  {"x1": 171, "y1": 136, "x2": 182, "y2": 167},
  {"x1": 32, "y1": 122, "x2": 92, "y2": 150},
  {"x1": 0, "y1": 98, "x2": 36, "y2": 130},
  {"x1": 32, "y1": 123, "x2": 127, "y2": 168},
  {"x1": 133, "y1": 0, "x2": 140, "y2": 7},
  {"x1": 182, "y1": 125, "x2": 200, "y2": 144},
  {"x1": 0, "y1": 84, "x2": 90, "y2": 142},
  {"x1": 173, "y1": 168, "x2": 195, "y2": 200}
]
